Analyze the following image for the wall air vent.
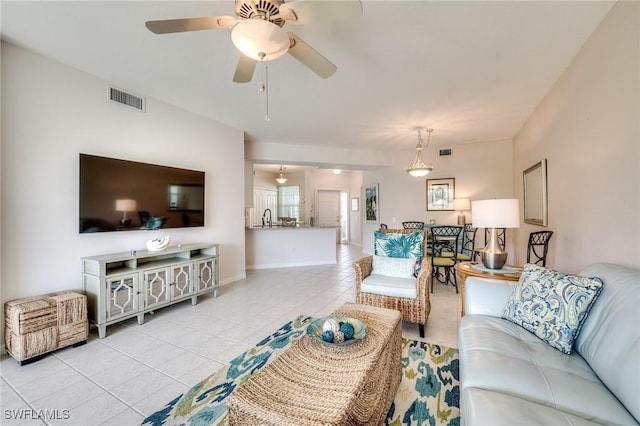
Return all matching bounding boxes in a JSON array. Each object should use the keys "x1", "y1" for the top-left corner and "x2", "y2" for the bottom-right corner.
[
  {"x1": 109, "y1": 86, "x2": 145, "y2": 112},
  {"x1": 439, "y1": 149, "x2": 452, "y2": 156}
]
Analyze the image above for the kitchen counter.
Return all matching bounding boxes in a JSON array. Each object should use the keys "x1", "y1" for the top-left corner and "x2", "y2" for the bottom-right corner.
[{"x1": 245, "y1": 226, "x2": 338, "y2": 269}]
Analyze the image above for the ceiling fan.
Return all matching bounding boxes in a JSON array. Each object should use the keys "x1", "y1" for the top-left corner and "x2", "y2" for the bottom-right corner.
[{"x1": 145, "y1": 0, "x2": 362, "y2": 83}]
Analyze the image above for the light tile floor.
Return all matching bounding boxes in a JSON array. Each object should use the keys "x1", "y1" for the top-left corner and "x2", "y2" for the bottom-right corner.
[{"x1": 0, "y1": 244, "x2": 460, "y2": 425}]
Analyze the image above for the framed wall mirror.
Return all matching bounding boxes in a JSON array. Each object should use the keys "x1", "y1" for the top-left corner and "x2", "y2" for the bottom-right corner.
[{"x1": 523, "y1": 159, "x2": 548, "y2": 226}]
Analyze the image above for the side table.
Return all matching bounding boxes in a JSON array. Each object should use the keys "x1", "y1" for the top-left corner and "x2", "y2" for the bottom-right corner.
[{"x1": 455, "y1": 262, "x2": 522, "y2": 316}]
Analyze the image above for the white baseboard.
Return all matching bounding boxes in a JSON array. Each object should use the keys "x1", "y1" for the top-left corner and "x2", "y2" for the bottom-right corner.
[
  {"x1": 219, "y1": 274, "x2": 246, "y2": 286},
  {"x1": 246, "y1": 260, "x2": 337, "y2": 270}
]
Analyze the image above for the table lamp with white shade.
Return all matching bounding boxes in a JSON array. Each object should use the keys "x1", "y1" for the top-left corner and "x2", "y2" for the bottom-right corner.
[
  {"x1": 453, "y1": 198, "x2": 471, "y2": 225},
  {"x1": 472, "y1": 199, "x2": 520, "y2": 269},
  {"x1": 115, "y1": 199, "x2": 137, "y2": 226}
]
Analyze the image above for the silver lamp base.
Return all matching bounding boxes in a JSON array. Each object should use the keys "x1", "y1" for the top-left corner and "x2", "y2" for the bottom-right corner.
[
  {"x1": 481, "y1": 251, "x2": 508, "y2": 269},
  {"x1": 480, "y1": 228, "x2": 508, "y2": 269}
]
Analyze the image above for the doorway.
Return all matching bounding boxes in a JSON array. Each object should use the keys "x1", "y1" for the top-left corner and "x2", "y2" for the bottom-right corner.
[
  {"x1": 340, "y1": 191, "x2": 349, "y2": 243},
  {"x1": 317, "y1": 190, "x2": 349, "y2": 243}
]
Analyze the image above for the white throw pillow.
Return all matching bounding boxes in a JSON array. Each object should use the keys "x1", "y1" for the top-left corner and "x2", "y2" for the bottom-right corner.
[{"x1": 372, "y1": 255, "x2": 416, "y2": 279}]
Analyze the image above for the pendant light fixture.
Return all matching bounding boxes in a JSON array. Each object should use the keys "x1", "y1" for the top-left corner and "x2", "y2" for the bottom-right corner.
[
  {"x1": 406, "y1": 129, "x2": 434, "y2": 177},
  {"x1": 275, "y1": 165, "x2": 288, "y2": 184}
]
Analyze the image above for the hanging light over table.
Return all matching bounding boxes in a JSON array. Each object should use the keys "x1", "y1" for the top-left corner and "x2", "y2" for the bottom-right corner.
[
  {"x1": 407, "y1": 129, "x2": 434, "y2": 177},
  {"x1": 275, "y1": 165, "x2": 288, "y2": 184}
]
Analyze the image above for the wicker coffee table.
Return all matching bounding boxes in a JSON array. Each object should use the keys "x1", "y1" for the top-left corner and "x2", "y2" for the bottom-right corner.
[{"x1": 228, "y1": 302, "x2": 402, "y2": 425}]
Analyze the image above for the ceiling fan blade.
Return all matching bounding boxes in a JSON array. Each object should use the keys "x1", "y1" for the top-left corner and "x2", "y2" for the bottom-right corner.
[
  {"x1": 233, "y1": 53, "x2": 257, "y2": 83},
  {"x1": 287, "y1": 32, "x2": 337, "y2": 78},
  {"x1": 145, "y1": 16, "x2": 238, "y2": 34},
  {"x1": 279, "y1": 0, "x2": 362, "y2": 24}
]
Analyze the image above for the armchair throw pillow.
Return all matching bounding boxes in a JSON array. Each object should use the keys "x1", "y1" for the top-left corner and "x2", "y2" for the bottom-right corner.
[
  {"x1": 374, "y1": 231, "x2": 424, "y2": 273},
  {"x1": 371, "y1": 255, "x2": 416, "y2": 279},
  {"x1": 502, "y1": 263, "x2": 604, "y2": 354}
]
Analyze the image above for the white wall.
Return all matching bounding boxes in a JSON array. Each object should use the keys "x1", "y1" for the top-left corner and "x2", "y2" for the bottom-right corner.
[
  {"x1": 1, "y1": 43, "x2": 247, "y2": 317},
  {"x1": 245, "y1": 140, "x2": 391, "y2": 170},
  {"x1": 361, "y1": 139, "x2": 515, "y2": 254},
  {"x1": 349, "y1": 172, "x2": 363, "y2": 246},
  {"x1": 512, "y1": 1, "x2": 639, "y2": 272}
]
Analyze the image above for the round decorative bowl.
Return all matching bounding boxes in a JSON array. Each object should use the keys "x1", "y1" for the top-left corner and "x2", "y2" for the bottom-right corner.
[{"x1": 306, "y1": 316, "x2": 367, "y2": 346}]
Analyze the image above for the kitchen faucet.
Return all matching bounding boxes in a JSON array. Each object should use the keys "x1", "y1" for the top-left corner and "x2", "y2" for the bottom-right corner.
[{"x1": 262, "y1": 208, "x2": 273, "y2": 227}]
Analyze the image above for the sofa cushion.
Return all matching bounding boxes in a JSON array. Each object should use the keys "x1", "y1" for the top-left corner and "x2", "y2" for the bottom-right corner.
[
  {"x1": 371, "y1": 255, "x2": 416, "y2": 279},
  {"x1": 462, "y1": 388, "x2": 605, "y2": 425},
  {"x1": 360, "y1": 274, "x2": 417, "y2": 299},
  {"x1": 459, "y1": 315, "x2": 638, "y2": 425},
  {"x1": 502, "y1": 263, "x2": 603, "y2": 354}
]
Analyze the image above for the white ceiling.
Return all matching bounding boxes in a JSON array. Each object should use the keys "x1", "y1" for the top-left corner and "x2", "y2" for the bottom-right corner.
[{"x1": 1, "y1": 1, "x2": 614, "y2": 152}]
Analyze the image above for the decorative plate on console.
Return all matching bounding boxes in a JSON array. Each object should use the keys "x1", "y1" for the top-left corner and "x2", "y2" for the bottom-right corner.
[{"x1": 306, "y1": 316, "x2": 367, "y2": 346}]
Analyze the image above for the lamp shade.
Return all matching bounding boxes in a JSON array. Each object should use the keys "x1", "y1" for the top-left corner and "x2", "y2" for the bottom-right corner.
[
  {"x1": 231, "y1": 20, "x2": 290, "y2": 61},
  {"x1": 115, "y1": 199, "x2": 137, "y2": 212},
  {"x1": 453, "y1": 198, "x2": 470, "y2": 211},
  {"x1": 472, "y1": 199, "x2": 520, "y2": 228}
]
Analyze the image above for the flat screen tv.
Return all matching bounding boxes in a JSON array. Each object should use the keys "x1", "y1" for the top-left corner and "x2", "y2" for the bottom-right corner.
[{"x1": 79, "y1": 154, "x2": 205, "y2": 233}]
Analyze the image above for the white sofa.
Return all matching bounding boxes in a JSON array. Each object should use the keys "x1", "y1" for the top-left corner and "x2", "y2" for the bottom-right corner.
[{"x1": 458, "y1": 263, "x2": 639, "y2": 425}]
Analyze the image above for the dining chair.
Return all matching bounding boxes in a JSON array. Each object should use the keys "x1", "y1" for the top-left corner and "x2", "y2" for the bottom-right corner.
[
  {"x1": 458, "y1": 223, "x2": 477, "y2": 262},
  {"x1": 527, "y1": 230, "x2": 554, "y2": 266},
  {"x1": 429, "y1": 226, "x2": 463, "y2": 293},
  {"x1": 402, "y1": 221, "x2": 425, "y2": 230}
]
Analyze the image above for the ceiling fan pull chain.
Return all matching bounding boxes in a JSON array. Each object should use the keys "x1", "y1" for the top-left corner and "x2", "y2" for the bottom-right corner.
[{"x1": 264, "y1": 62, "x2": 271, "y2": 122}]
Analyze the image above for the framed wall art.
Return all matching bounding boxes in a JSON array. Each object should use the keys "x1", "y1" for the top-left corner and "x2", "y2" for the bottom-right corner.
[
  {"x1": 426, "y1": 178, "x2": 455, "y2": 211},
  {"x1": 364, "y1": 184, "x2": 379, "y2": 222},
  {"x1": 523, "y1": 159, "x2": 548, "y2": 226}
]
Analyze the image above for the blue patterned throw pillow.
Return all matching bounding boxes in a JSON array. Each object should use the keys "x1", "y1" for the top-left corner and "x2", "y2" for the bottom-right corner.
[
  {"x1": 374, "y1": 231, "x2": 424, "y2": 258},
  {"x1": 503, "y1": 263, "x2": 603, "y2": 354},
  {"x1": 374, "y1": 231, "x2": 424, "y2": 275}
]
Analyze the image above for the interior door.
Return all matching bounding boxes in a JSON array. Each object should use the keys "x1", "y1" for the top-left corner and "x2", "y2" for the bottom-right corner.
[{"x1": 317, "y1": 190, "x2": 341, "y2": 242}]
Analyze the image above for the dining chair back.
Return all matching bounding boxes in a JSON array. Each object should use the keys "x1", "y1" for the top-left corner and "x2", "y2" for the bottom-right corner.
[
  {"x1": 402, "y1": 221, "x2": 425, "y2": 230},
  {"x1": 429, "y1": 226, "x2": 463, "y2": 293},
  {"x1": 459, "y1": 223, "x2": 477, "y2": 262},
  {"x1": 527, "y1": 230, "x2": 554, "y2": 266}
]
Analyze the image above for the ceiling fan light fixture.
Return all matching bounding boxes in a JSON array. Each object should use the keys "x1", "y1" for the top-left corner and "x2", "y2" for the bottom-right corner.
[
  {"x1": 231, "y1": 19, "x2": 290, "y2": 61},
  {"x1": 407, "y1": 129, "x2": 434, "y2": 177}
]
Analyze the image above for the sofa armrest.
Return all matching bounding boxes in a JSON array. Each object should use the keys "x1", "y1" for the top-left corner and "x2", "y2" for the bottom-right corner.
[{"x1": 464, "y1": 277, "x2": 518, "y2": 317}]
